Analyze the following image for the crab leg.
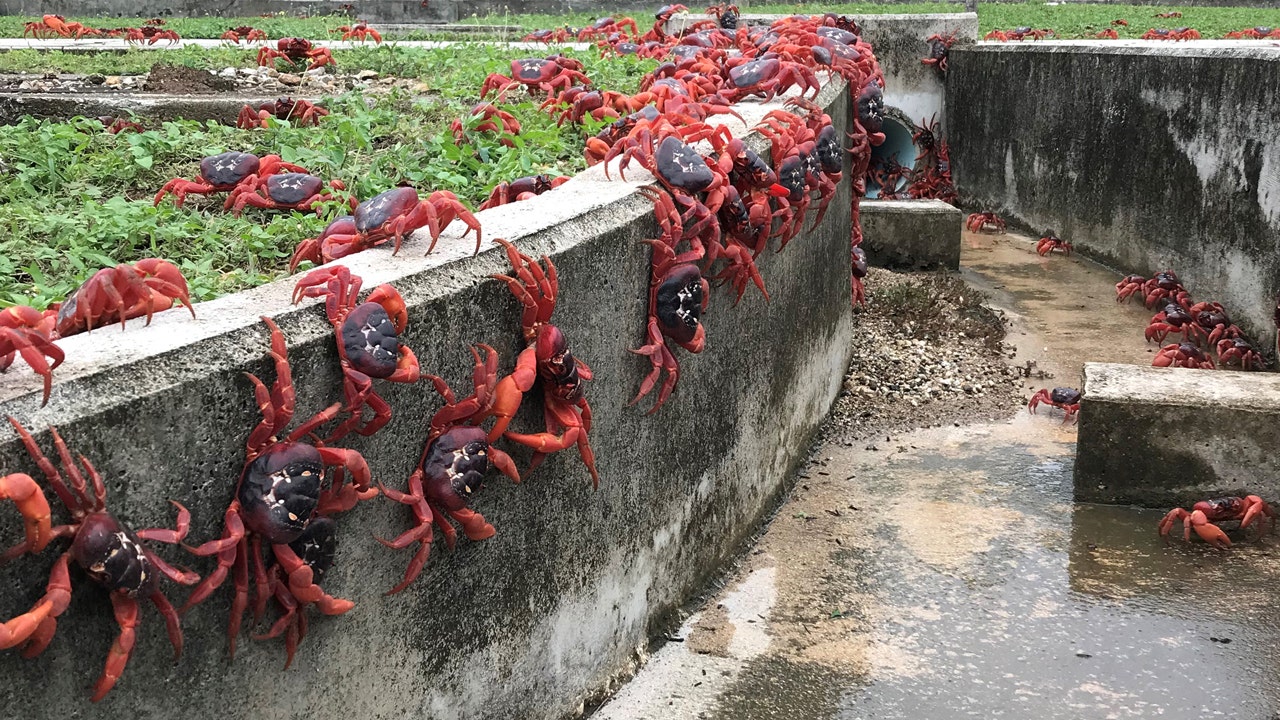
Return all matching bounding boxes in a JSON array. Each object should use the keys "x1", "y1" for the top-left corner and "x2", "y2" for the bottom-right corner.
[
  {"x1": 16, "y1": 552, "x2": 72, "y2": 658},
  {"x1": 0, "y1": 473, "x2": 52, "y2": 554},
  {"x1": 90, "y1": 594, "x2": 139, "y2": 702}
]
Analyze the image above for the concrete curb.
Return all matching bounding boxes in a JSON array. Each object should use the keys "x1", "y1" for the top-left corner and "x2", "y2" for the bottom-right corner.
[{"x1": 0, "y1": 80, "x2": 855, "y2": 720}]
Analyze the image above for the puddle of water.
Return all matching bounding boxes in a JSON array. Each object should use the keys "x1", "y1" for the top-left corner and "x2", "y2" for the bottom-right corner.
[
  {"x1": 961, "y1": 231, "x2": 1158, "y2": 387},
  {"x1": 832, "y1": 425, "x2": 1280, "y2": 720}
]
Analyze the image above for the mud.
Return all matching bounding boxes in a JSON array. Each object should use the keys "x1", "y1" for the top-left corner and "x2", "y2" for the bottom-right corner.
[
  {"x1": 142, "y1": 63, "x2": 235, "y2": 93},
  {"x1": 592, "y1": 232, "x2": 1280, "y2": 719}
]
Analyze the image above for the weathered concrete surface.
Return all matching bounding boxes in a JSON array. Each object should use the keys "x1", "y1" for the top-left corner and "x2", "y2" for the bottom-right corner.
[
  {"x1": 948, "y1": 41, "x2": 1280, "y2": 341},
  {"x1": 0, "y1": 92, "x2": 325, "y2": 125},
  {"x1": 860, "y1": 198, "x2": 961, "y2": 270},
  {"x1": 0, "y1": 82, "x2": 854, "y2": 719},
  {"x1": 1076, "y1": 362, "x2": 1280, "y2": 506},
  {"x1": 0, "y1": 37, "x2": 591, "y2": 53}
]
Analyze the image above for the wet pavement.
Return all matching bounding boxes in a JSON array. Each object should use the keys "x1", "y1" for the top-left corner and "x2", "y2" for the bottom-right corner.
[{"x1": 592, "y1": 233, "x2": 1280, "y2": 720}]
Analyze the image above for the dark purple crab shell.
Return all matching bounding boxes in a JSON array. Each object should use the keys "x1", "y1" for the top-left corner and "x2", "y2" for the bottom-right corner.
[
  {"x1": 1196, "y1": 308, "x2": 1231, "y2": 329},
  {"x1": 422, "y1": 426, "x2": 497, "y2": 512},
  {"x1": 717, "y1": 7, "x2": 738, "y2": 29},
  {"x1": 652, "y1": 77, "x2": 691, "y2": 96},
  {"x1": 72, "y1": 512, "x2": 159, "y2": 597},
  {"x1": 615, "y1": 42, "x2": 639, "y2": 54},
  {"x1": 729, "y1": 147, "x2": 776, "y2": 188},
  {"x1": 811, "y1": 45, "x2": 833, "y2": 66},
  {"x1": 1049, "y1": 387, "x2": 1082, "y2": 405},
  {"x1": 851, "y1": 246, "x2": 868, "y2": 278},
  {"x1": 355, "y1": 186, "x2": 419, "y2": 234},
  {"x1": 654, "y1": 136, "x2": 714, "y2": 193},
  {"x1": 200, "y1": 151, "x2": 260, "y2": 189},
  {"x1": 729, "y1": 57, "x2": 779, "y2": 89},
  {"x1": 1152, "y1": 271, "x2": 1182, "y2": 290},
  {"x1": 680, "y1": 30, "x2": 717, "y2": 48},
  {"x1": 1255, "y1": 26, "x2": 1274, "y2": 34},
  {"x1": 667, "y1": 45, "x2": 705, "y2": 60},
  {"x1": 591, "y1": 16, "x2": 616, "y2": 30},
  {"x1": 816, "y1": 125, "x2": 844, "y2": 175},
  {"x1": 1160, "y1": 303, "x2": 1193, "y2": 326},
  {"x1": 288, "y1": 515, "x2": 338, "y2": 582},
  {"x1": 1014, "y1": 26, "x2": 1033, "y2": 34},
  {"x1": 816, "y1": 26, "x2": 858, "y2": 45},
  {"x1": 341, "y1": 302, "x2": 403, "y2": 379},
  {"x1": 239, "y1": 442, "x2": 324, "y2": 545},
  {"x1": 824, "y1": 39, "x2": 861, "y2": 62},
  {"x1": 776, "y1": 156, "x2": 807, "y2": 201},
  {"x1": 857, "y1": 84, "x2": 885, "y2": 134},
  {"x1": 265, "y1": 173, "x2": 325, "y2": 205},
  {"x1": 655, "y1": 264, "x2": 705, "y2": 344}
]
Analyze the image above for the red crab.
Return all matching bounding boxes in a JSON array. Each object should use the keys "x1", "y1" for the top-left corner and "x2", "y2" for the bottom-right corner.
[
  {"x1": 222, "y1": 26, "x2": 268, "y2": 44},
  {"x1": 378, "y1": 344, "x2": 520, "y2": 594},
  {"x1": 54, "y1": 259, "x2": 195, "y2": 338},
  {"x1": 258, "y1": 38, "x2": 336, "y2": 72},
  {"x1": 720, "y1": 56, "x2": 821, "y2": 103},
  {"x1": 0, "y1": 306, "x2": 61, "y2": 405},
  {"x1": 288, "y1": 215, "x2": 358, "y2": 271},
  {"x1": 1189, "y1": 301, "x2": 1242, "y2": 346},
  {"x1": 1, "y1": 417, "x2": 199, "y2": 701},
  {"x1": 479, "y1": 175, "x2": 570, "y2": 210},
  {"x1": 1156, "y1": 12, "x2": 1183, "y2": 18},
  {"x1": 576, "y1": 16, "x2": 640, "y2": 41},
  {"x1": 1159, "y1": 495, "x2": 1274, "y2": 549},
  {"x1": 630, "y1": 187, "x2": 710, "y2": 414},
  {"x1": 1224, "y1": 27, "x2": 1280, "y2": 39},
  {"x1": 224, "y1": 173, "x2": 351, "y2": 217},
  {"x1": 1153, "y1": 341, "x2": 1214, "y2": 369},
  {"x1": 1027, "y1": 387, "x2": 1082, "y2": 424},
  {"x1": 1113, "y1": 19, "x2": 1130, "y2": 26},
  {"x1": 921, "y1": 32, "x2": 957, "y2": 76},
  {"x1": 125, "y1": 26, "x2": 181, "y2": 45},
  {"x1": 1095, "y1": 29, "x2": 1119, "y2": 39},
  {"x1": 480, "y1": 57, "x2": 592, "y2": 101},
  {"x1": 96, "y1": 116, "x2": 144, "y2": 134},
  {"x1": 1144, "y1": 303, "x2": 1196, "y2": 344},
  {"x1": 1114, "y1": 274, "x2": 1147, "y2": 303},
  {"x1": 983, "y1": 27, "x2": 1055, "y2": 41},
  {"x1": 965, "y1": 211, "x2": 1006, "y2": 233},
  {"x1": 25, "y1": 15, "x2": 101, "y2": 39},
  {"x1": 851, "y1": 245, "x2": 868, "y2": 308},
  {"x1": 291, "y1": 265, "x2": 421, "y2": 442},
  {"x1": 181, "y1": 316, "x2": 375, "y2": 658},
  {"x1": 352, "y1": 186, "x2": 482, "y2": 256},
  {"x1": 486, "y1": 239, "x2": 598, "y2": 487},
  {"x1": 1035, "y1": 232, "x2": 1072, "y2": 256},
  {"x1": 336, "y1": 22, "x2": 382, "y2": 43},
  {"x1": 1218, "y1": 337, "x2": 1265, "y2": 370},
  {"x1": 1142, "y1": 27, "x2": 1201, "y2": 40},
  {"x1": 451, "y1": 102, "x2": 521, "y2": 147},
  {"x1": 237, "y1": 98, "x2": 329, "y2": 129},
  {"x1": 155, "y1": 151, "x2": 307, "y2": 207},
  {"x1": 1142, "y1": 270, "x2": 1191, "y2": 309}
]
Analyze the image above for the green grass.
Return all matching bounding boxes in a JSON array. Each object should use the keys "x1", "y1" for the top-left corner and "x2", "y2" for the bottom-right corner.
[
  {"x1": 978, "y1": 3, "x2": 1280, "y2": 38},
  {"x1": 0, "y1": 14, "x2": 350, "y2": 40},
  {"x1": 0, "y1": 45, "x2": 654, "y2": 309}
]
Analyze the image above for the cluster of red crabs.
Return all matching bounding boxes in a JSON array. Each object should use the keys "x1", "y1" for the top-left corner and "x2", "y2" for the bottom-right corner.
[
  {"x1": 0, "y1": 5, "x2": 889, "y2": 700},
  {"x1": 23, "y1": 15, "x2": 180, "y2": 44}
]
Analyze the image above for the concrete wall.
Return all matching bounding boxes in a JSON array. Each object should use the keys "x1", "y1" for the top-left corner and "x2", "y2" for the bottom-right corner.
[
  {"x1": 948, "y1": 41, "x2": 1280, "y2": 341},
  {"x1": 0, "y1": 82, "x2": 854, "y2": 719},
  {"x1": 1075, "y1": 362, "x2": 1280, "y2": 507},
  {"x1": 860, "y1": 198, "x2": 962, "y2": 270}
]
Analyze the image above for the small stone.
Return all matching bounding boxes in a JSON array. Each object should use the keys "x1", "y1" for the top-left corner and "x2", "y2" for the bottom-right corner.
[
  {"x1": 356, "y1": 69, "x2": 379, "y2": 80},
  {"x1": 86, "y1": 73, "x2": 105, "y2": 84},
  {"x1": 104, "y1": 75, "x2": 122, "y2": 87},
  {"x1": 218, "y1": 67, "x2": 236, "y2": 77},
  {"x1": 278, "y1": 73, "x2": 303, "y2": 86}
]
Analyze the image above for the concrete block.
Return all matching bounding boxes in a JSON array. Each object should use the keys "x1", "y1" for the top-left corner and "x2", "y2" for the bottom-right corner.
[
  {"x1": 860, "y1": 199, "x2": 962, "y2": 270},
  {"x1": 1075, "y1": 362, "x2": 1280, "y2": 507},
  {"x1": 948, "y1": 42, "x2": 1280, "y2": 341},
  {"x1": 0, "y1": 81, "x2": 855, "y2": 720},
  {"x1": 0, "y1": 93, "x2": 326, "y2": 126}
]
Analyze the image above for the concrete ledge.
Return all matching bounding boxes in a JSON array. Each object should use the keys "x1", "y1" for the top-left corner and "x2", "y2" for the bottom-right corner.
[
  {"x1": 0, "y1": 82, "x2": 854, "y2": 719},
  {"x1": 860, "y1": 199, "x2": 961, "y2": 270},
  {"x1": 1075, "y1": 362, "x2": 1280, "y2": 506}
]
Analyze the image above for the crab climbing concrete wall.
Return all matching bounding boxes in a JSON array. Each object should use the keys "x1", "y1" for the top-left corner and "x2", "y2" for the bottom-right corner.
[
  {"x1": 0, "y1": 81, "x2": 853, "y2": 719},
  {"x1": 947, "y1": 41, "x2": 1280, "y2": 341}
]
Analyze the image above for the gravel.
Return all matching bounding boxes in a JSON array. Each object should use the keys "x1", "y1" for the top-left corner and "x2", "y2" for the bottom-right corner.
[
  {"x1": 820, "y1": 267, "x2": 1022, "y2": 443},
  {"x1": 0, "y1": 67, "x2": 430, "y2": 96}
]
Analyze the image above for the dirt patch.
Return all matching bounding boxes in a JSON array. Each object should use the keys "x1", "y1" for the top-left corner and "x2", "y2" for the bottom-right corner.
[
  {"x1": 143, "y1": 64, "x2": 235, "y2": 94},
  {"x1": 824, "y1": 268, "x2": 1022, "y2": 443}
]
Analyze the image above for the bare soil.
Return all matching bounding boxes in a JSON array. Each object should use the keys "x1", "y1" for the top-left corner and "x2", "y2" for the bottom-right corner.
[{"x1": 142, "y1": 63, "x2": 236, "y2": 93}]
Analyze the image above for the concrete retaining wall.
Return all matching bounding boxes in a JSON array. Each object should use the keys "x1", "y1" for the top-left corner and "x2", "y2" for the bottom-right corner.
[
  {"x1": 947, "y1": 41, "x2": 1280, "y2": 341},
  {"x1": 1075, "y1": 362, "x2": 1280, "y2": 506},
  {"x1": 860, "y1": 198, "x2": 962, "y2": 270},
  {"x1": 0, "y1": 82, "x2": 853, "y2": 719},
  {"x1": 0, "y1": 92, "x2": 324, "y2": 125}
]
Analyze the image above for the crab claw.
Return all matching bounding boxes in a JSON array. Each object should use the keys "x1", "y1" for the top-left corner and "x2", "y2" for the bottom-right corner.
[
  {"x1": 1186, "y1": 510, "x2": 1232, "y2": 549},
  {"x1": 366, "y1": 284, "x2": 408, "y2": 334}
]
